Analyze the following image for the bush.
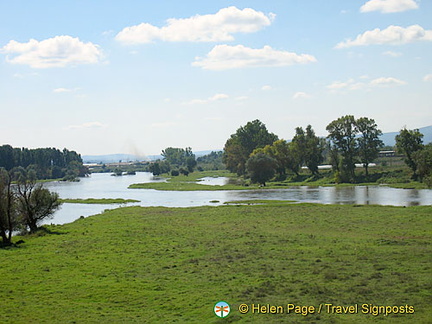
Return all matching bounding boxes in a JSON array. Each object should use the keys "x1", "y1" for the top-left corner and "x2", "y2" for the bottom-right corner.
[{"x1": 171, "y1": 170, "x2": 179, "y2": 176}]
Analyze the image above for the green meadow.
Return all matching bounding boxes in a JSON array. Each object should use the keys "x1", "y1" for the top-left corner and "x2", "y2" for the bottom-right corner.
[{"x1": 1, "y1": 202, "x2": 431, "y2": 323}]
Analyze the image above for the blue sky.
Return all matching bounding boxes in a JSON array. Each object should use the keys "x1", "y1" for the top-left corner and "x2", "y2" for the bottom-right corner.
[{"x1": 1, "y1": 0, "x2": 431, "y2": 156}]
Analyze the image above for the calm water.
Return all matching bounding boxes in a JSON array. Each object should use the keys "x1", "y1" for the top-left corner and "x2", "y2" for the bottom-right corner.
[{"x1": 43, "y1": 172, "x2": 432, "y2": 225}]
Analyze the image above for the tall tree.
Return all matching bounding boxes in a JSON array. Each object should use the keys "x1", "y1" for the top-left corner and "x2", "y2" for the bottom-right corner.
[
  {"x1": 292, "y1": 125, "x2": 324, "y2": 176},
  {"x1": 11, "y1": 167, "x2": 61, "y2": 233},
  {"x1": 356, "y1": 117, "x2": 383, "y2": 176},
  {"x1": 395, "y1": 128, "x2": 424, "y2": 179},
  {"x1": 0, "y1": 168, "x2": 16, "y2": 245},
  {"x1": 326, "y1": 115, "x2": 358, "y2": 182},
  {"x1": 161, "y1": 147, "x2": 196, "y2": 172},
  {"x1": 412, "y1": 143, "x2": 432, "y2": 186},
  {"x1": 246, "y1": 153, "x2": 277, "y2": 186},
  {"x1": 223, "y1": 120, "x2": 278, "y2": 175}
]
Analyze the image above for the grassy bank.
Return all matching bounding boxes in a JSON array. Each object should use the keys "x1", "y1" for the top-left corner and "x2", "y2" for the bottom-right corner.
[
  {"x1": 1, "y1": 203, "x2": 431, "y2": 323},
  {"x1": 130, "y1": 167, "x2": 430, "y2": 191},
  {"x1": 60, "y1": 198, "x2": 140, "y2": 204}
]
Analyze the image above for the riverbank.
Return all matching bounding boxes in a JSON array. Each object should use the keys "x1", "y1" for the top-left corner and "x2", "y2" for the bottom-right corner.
[
  {"x1": 1, "y1": 203, "x2": 431, "y2": 323},
  {"x1": 129, "y1": 169, "x2": 429, "y2": 191}
]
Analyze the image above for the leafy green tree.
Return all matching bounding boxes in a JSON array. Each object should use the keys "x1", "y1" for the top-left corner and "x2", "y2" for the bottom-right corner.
[
  {"x1": 223, "y1": 137, "x2": 247, "y2": 175},
  {"x1": 0, "y1": 145, "x2": 15, "y2": 171},
  {"x1": 223, "y1": 120, "x2": 278, "y2": 175},
  {"x1": 11, "y1": 167, "x2": 61, "y2": 233},
  {"x1": 149, "y1": 162, "x2": 161, "y2": 176},
  {"x1": 356, "y1": 117, "x2": 383, "y2": 176},
  {"x1": 246, "y1": 153, "x2": 277, "y2": 186},
  {"x1": 161, "y1": 147, "x2": 196, "y2": 172},
  {"x1": 186, "y1": 156, "x2": 197, "y2": 173},
  {"x1": 253, "y1": 140, "x2": 290, "y2": 179},
  {"x1": 196, "y1": 151, "x2": 224, "y2": 170},
  {"x1": 395, "y1": 128, "x2": 424, "y2": 179},
  {"x1": 292, "y1": 125, "x2": 324, "y2": 176},
  {"x1": 0, "y1": 168, "x2": 16, "y2": 245},
  {"x1": 412, "y1": 143, "x2": 432, "y2": 186},
  {"x1": 326, "y1": 115, "x2": 358, "y2": 182}
]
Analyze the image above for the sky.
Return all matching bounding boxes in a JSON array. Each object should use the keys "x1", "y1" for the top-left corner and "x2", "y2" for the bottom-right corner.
[{"x1": 1, "y1": 0, "x2": 431, "y2": 157}]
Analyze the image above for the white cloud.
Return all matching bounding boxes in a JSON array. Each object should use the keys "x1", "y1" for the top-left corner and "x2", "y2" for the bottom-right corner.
[
  {"x1": 293, "y1": 92, "x2": 311, "y2": 99},
  {"x1": 382, "y1": 50, "x2": 402, "y2": 57},
  {"x1": 53, "y1": 87, "x2": 74, "y2": 93},
  {"x1": 115, "y1": 6, "x2": 274, "y2": 44},
  {"x1": 336, "y1": 25, "x2": 432, "y2": 48},
  {"x1": 327, "y1": 76, "x2": 406, "y2": 91},
  {"x1": 370, "y1": 77, "x2": 407, "y2": 86},
  {"x1": 183, "y1": 93, "x2": 229, "y2": 105},
  {"x1": 261, "y1": 85, "x2": 272, "y2": 91},
  {"x1": 193, "y1": 44, "x2": 317, "y2": 70},
  {"x1": 423, "y1": 74, "x2": 432, "y2": 82},
  {"x1": 360, "y1": 0, "x2": 418, "y2": 13},
  {"x1": 66, "y1": 121, "x2": 107, "y2": 130},
  {"x1": 1, "y1": 35, "x2": 102, "y2": 68},
  {"x1": 209, "y1": 93, "x2": 229, "y2": 101},
  {"x1": 327, "y1": 79, "x2": 366, "y2": 91}
]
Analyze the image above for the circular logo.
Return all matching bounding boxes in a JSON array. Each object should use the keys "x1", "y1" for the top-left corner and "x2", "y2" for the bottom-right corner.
[{"x1": 214, "y1": 301, "x2": 230, "y2": 318}]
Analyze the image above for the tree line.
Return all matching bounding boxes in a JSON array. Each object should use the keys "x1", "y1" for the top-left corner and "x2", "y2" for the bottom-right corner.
[
  {"x1": 223, "y1": 117, "x2": 431, "y2": 186},
  {"x1": 0, "y1": 145, "x2": 88, "y2": 181},
  {"x1": 149, "y1": 147, "x2": 197, "y2": 176}
]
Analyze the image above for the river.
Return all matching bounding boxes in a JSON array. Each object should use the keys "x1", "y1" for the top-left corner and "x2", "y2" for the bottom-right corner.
[{"x1": 43, "y1": 172, "x2": 432, "y2": 225}]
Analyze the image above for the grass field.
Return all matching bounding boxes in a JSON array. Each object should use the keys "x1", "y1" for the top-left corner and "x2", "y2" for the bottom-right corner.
[{"x1": 1, "y1": 203, "x2": 431, "y2": 323}]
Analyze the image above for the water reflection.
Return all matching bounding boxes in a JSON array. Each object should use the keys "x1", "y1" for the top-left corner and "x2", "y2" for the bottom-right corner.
[{"x1": 43, "y1": 172, "x2": 432, "y2": 225}]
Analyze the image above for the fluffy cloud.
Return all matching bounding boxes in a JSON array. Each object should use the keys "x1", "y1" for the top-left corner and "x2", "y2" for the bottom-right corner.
[
  {"x1": 66, "y1": 121, "x2": 107, "y2": 130},
  {"x1": 369, "y1": 77, "x2": 407, "y2": 86},
  {"x1": 261, "y1": 85, "x2": 272, "y2": 91},
  {"x1": 53, "y1": 87, "x2": 79, "y2": 93},
  {"x1": 382, "y1": 50, "x2": 402, "y2": 57},
  {"x1": 193, "y1": 45, "x2": 317, "y2": 70},
  {"x1": 327, "y1": 76, "x2": 406, "y2": 91},
  {"x1": 183, "y1": 93, "x2": 229, "y2": 105},
  {"x1": 115, "y1": 6, "x2": 274, "y2": 44},
  {"x1": 293, "y1": 92, "x2": 311, "y2": 99},
  {"x1": 1, "y1": 35, "x2": 102, "y2": 68},
  {"x1": 336, "y1": 25, "x2": 432, "y2": 48},
  {"x1": 360, "y1": 0, "x2": 418, "y2": 13},
  {"x1": 423, "y1": 74, "x2": 432, "y2": 82}
]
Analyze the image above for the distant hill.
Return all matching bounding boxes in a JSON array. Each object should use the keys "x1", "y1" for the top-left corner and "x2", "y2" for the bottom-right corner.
[
  {"x1": 82, "y1": 154, "x2": 150, "y2": 164},
  {"x1": 380, "y1": 125, "x2": 432, "y2": 147}
]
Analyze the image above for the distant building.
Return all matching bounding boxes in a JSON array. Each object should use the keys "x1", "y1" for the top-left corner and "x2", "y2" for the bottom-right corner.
[{"x1": 378, "y1": 150, "x2": 395, "y2": 157}]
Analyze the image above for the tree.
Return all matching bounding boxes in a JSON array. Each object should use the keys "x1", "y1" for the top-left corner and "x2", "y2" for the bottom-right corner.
[
  {"x1": 291, "y1": 125, "x2": 324, "y2": 176},
  {"x1": 253, "y1": 139, "x2": 290, "y2": 179},
  {"x1": 223, "y1": 120, "x2": 278, "y2": 175},
  {"x1": 356, "y1": 117, "x2": 383, "y2": 176},
  {"x1": 0, "y1": 168, "x2": 16, "y2": 245},
  {"x1": 223, "y1": 137, "x2": 247, "y2": 175},
  {"x1": 149, "y1": 162, "x2": 161, "y2": 176},
  {"x1": 395, "y1": 128, "x2": 424, "y2": 179},
  {"x1": 161, "y1": 147, "x2": 196, "y2": 172},
  {"x1": 326, "y1": 115, "x2": 358, "y2": 182},
  {"x1": 412, "y1": 143, "x2": 432, "y2": 187},
  {"x1": 246, "y1": 153, "x2": 277, "y2": 186},
  {"x1": 12, "y1": 167, "x2": 61, "y2": 233}
]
